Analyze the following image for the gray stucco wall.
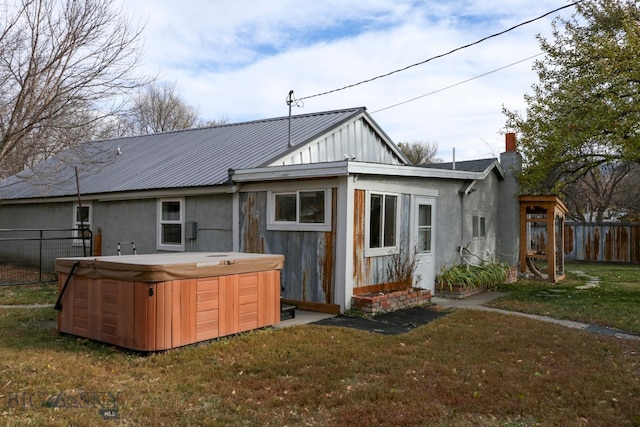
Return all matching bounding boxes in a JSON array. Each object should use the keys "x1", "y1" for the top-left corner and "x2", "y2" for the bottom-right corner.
[
  {"x1": 184, "y1": 194, "x2": 233, "y2": 252},
  {"x1": 353, "y1": 171, "x2": 510, "y2": 279},
  {"x1": 0, "y1": 193, "x2": 234, "y2": 258},
  {"x1": 457, "y1": 172, "x2": 502, "y2": 266},
  {"x1": 497, "y1": 151, "x2": 522, "y2": 266},
  {"x1": 94, "y1": 194, "x2": 233, "y2": 255},
  {"x1": 0, "y1": 203, "x2": 71, "y2": 229}
]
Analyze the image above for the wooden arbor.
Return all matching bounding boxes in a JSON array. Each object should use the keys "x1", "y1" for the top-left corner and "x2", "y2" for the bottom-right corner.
[{"x1": 519, "y1": 195, "x2": 569, "y2": 283}]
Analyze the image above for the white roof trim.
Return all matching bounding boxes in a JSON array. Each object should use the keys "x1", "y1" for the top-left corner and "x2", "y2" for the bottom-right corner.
[
  {"x1": 0, "y1": 185, "x2": 238, "y2": 205},
  {"x1": 232, "y1": 160, "x2": 502, "y2": 182}
]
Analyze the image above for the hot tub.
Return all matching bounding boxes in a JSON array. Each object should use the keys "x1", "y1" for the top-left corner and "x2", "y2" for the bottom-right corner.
[{"x1": 55, "y1": 252, "x2": 284, "y2": 351}]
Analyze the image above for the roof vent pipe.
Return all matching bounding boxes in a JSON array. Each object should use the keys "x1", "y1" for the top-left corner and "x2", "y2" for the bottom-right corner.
[
  {"x1": 452, "y1": 147, "x2": 456, "y2": 170},
  {"x1": 286, "y1": 90, "x2": 294, "y2": 148}
]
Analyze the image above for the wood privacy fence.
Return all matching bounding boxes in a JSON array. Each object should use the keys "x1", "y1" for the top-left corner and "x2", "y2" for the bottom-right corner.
[{"x1": 564, "y1": 222, "x2": 640, "y2": 263}]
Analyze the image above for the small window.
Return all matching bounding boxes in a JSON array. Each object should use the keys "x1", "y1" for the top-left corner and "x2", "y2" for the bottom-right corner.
[
  {"x1": 472, "y1": 215, "x2": 486, "y2": 238},
  {"x1": 73, "y1": 202, "x2": 92, "y2": 245},
  {"x1": 268, "y1": 189, "x2": 330, "y2": 231},
  {"x1": 157, "y1": 198, "x2": 185, "y2": 251},
  {"x1": 367, "y1": 192, "x2": 399, "y2": 255},
  {"x1": 417, "y1": 204, "x2": 432, "y2": 253}
]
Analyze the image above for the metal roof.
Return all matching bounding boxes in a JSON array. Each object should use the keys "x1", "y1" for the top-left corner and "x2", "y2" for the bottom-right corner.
[
  {"x1": 0, "y1": 107, "x2": 371, "y2": 200},
  {"x1": 419, "y1": 158, "x2": 499, "y2": 173}
]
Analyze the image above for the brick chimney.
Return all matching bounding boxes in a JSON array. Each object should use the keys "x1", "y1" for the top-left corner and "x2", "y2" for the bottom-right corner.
[{"x1": 505, "y1": 132, "x2": 516, "y2": 152}]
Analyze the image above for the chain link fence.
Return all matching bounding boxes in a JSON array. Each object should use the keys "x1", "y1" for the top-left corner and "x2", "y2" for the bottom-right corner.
[{"x1": 0, "y1": 229, "x2": 92, "y2": 285}]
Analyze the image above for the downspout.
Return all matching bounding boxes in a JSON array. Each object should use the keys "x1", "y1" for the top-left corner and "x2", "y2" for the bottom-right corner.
[
  {"x1": 458, "y1": 180, "x2": 477, "y2": 263},
  {"x1": 459, "y1": 193, "x2": 464, "y2": 263}
]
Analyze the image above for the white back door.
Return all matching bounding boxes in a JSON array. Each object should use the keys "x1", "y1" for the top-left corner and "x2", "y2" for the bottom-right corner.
[{"x1": 413, "y1": 196, "x2": 435, "y2": 292}]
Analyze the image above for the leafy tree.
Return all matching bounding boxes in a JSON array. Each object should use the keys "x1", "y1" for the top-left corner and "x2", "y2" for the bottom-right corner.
[
  {"x1": 503, "y1": 0, "x2": 640, "y2": 197},
  {"x1": 0, "y1": 0, "x2": 147, "y2": 178},
  {"x1": 397, "y1": 141, "x2": 442, "y2": 165}
]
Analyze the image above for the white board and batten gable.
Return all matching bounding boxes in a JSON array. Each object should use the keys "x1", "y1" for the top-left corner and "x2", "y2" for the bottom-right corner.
[{"x1": 267, "y1": 110, "x2": 408, "y2": 167}]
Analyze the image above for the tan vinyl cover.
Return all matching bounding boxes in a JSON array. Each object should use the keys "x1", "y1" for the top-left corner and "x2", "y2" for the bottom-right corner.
[{"x1": 55, "y1": 252, "x2": 284, "y2": 282}]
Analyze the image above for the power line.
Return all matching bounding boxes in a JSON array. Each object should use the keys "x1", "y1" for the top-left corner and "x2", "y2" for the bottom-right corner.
[
  {"x1": 370, "y1": 53, "x2": 543, "y2": 114},
  {"x1": 297, "y1": 0, "x2": 585, "y2": 102}
]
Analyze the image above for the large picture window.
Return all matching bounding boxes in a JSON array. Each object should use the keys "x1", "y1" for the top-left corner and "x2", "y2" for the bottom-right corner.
[
  {"x1": 157, "y1": 198, "x2": 185, "y2": 251},
  {"x1": 268, "y1": 189, "x2": 330, "y2": 231},
  {"x1": 367, "y1": 192, "x2": 398, "y2": 255}
]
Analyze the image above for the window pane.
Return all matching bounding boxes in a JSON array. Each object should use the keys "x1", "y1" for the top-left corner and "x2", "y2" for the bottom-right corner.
[
  {"x1": 162, "y1": 202, "x2": 181, "y2": 221},
  {"x1": 162, "y1": 224, "x2": 182, "y2": 245},
  {"x1": 275, "y1": 194, "x2": 296, "y2": 222},
  {"x1": 418, "y1": 229, "x2": 431, "y2": 252},
  {"x1": 76, "y1": 206, "x2": 90, "y2": 223},
  {"x1": 480, "y1": 217, "x2": 486, "y2": 237},
  {"x1": 472, "y1": 215, "x2": 479, "y2": 238},
  {"x1": 419, "y1": 205, "x2": 431, "y2": 227},
  {"x1": 299, "y1": 191, "x2": 325, "y2": 223},
  {"x1": 383, "y1": 195, "x2": 397, "y2": 247},
  {"x1": 369, "y1": 194, "x2": 382, "y2": 248}
]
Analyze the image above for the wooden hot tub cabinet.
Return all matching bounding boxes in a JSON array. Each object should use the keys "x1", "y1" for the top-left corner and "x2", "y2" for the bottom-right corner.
[{"x1": 55, "y1": 252, "x2": 284, "y2": 351}]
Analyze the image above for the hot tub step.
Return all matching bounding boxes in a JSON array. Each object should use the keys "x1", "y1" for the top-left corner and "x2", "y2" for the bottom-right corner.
[{"x1": 281, "y1": 303, "x2": 296, "y2": 320}]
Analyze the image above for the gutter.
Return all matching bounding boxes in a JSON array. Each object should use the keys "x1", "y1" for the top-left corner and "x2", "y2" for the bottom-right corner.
[{"x1": 232, "y1": 161, "x2": 491, "y2": 183}]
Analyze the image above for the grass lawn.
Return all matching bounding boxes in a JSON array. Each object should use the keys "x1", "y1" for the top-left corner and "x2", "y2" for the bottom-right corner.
[
  {"x1": 489, "y1": 262, "x2": 640, "y2": 335},
  {"x1": 0, "y1": 263, "x2": 638, "y2": 425},
  {"x1": 0, "y1": 281, "x2": 57, "y2": 305}
]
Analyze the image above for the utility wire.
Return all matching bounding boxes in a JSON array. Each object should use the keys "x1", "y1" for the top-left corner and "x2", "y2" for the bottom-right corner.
[
  {"x1": 370, "y1": 53, "x2": 543, "y2": 114},
  {"x1": 297, "y1": 0, "x2": 585, "y2": 101}
]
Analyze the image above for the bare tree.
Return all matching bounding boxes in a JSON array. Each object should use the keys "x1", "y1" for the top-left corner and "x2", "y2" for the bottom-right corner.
[
  {"x1": 397, "y1": 141, "x2": 441, "y2": 165},
  {"x1": 562, "y1": 162, "x2": 640, "y2": 222},
  {"x1": 198, "y1": 116, "x2": 229, "y2": 128},
  {"x1": 0, "y1": 0, "x2": 147, "y2": 178},
  {"x1": 125, "y1": 80, "x2": 200, "y2": 135}
]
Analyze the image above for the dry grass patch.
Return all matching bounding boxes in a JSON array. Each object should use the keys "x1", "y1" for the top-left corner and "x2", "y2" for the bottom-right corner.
[{"x1": 0, "y1": 306, "x2": 639, "y2": 426}]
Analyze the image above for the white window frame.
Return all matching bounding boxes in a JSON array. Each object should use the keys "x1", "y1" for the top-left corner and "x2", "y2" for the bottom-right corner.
[
  {"x1": 472, "y1": 214, "x2": 486, "y2": 238},
  {"x1": 365, "y1": 191, "x2": 400, "y2": 257},
  {"x1": 157, "y1": 198, "x2": 185, "y2": 251},
  {"x1": 72, "y1": 202, "x2": 92, "y2": 246},
  {"x1": 416, "y1": 203, "x2": 433, "y2": 254},
  {"x1": 267, "y1": 189, "x2": 331, "y2": 231}
]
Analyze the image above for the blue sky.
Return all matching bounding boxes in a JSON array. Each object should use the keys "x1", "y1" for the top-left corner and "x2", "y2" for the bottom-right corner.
[{"x1": 120, "y1": 0, "x2": 578, "y2": 161}]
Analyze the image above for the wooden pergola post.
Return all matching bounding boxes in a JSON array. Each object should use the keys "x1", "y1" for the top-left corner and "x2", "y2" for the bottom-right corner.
[{"x1": 518, "y1": 195, "x2": 569, "y2": 283}]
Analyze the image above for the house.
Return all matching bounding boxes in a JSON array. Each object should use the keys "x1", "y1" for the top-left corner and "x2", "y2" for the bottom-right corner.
[{"x1": 0, "y1": 107, "x2": 521, "y2": 313}]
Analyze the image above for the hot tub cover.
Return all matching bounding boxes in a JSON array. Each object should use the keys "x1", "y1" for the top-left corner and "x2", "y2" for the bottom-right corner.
[{"x1": 55, "y1": 252, "x2": 284, "y2": 282}]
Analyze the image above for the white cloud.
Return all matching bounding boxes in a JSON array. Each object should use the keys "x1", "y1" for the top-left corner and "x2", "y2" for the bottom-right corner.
[{"x1": 119, "y1": 0, "x2": 572, "y2": 160}]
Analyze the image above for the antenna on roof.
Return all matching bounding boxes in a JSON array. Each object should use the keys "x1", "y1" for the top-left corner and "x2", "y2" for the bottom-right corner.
[{"x1": 285, "y1": 90, "x2": 303, "y2": 148}]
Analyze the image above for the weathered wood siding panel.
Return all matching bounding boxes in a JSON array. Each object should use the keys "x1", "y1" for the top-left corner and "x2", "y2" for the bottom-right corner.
[
  {"x1": 238, "y1": 190, "x2": 337, "y2": 304},
  {"x1": 352, "y1": 190, "x2": 412, "y2": 290},
  {"x1": 565, "y1": 222, "x2": 640, "y2": 263}
]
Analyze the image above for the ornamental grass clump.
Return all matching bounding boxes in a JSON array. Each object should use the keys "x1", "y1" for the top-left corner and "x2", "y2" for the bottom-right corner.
[{"x1": 437, "y1": 262, "x2": 509, "y2": 292}]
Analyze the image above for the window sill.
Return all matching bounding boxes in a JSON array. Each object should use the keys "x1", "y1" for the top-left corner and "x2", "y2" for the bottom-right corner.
[
  {"x1": 267, "y1": 223, "x2": 332, "y2": 232},
  {"x1": 365, "y1": 247, "x2": 399, "y2": 257},
  {"x1": 157, "y1": 244, "x2": 185, "y2": 252}
]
